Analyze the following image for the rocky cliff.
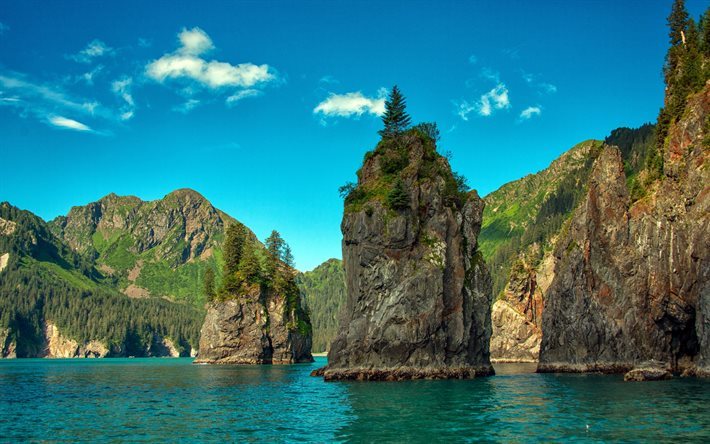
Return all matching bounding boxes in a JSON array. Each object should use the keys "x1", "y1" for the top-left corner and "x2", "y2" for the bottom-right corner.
[
  {"x1": 318, "y1": 130, "x2": 494, "y2": 381},
  {"x1": 195, "y1": 283, "x2": 313, "y2": 364},
  {"x1": 538, "y1": 85, "x2": 709, "y2": 375}
]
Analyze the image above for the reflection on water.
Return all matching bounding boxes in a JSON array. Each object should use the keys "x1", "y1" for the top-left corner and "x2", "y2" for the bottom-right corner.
[{"x1": 0, "y1": 357, "x2": 708, "y2": 442}]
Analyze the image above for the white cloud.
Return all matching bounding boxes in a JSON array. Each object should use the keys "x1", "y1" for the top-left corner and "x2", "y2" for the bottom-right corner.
[
  {"x1": 480, "y1": 67, "x2": 500, "y2": 82},
  {"x1": 455, "y1": 83, "x2": 510, "y2": 120},
  {"x1": 539, "y1": 82, "x2": 557, "y2": 94},
  {"x1": 520, "y1": 106, "x2": 542, "y2": 120},
  {"x1": 314, "y1": 90, "x2": 386, "y2": 118},
  {"x1": 178, "y1": 27, "x2": 214, "y2": 55},
  {"x1": 468, "y1": 54, "x2": 477, "y2": 64},
  {"x1": 226, "y1": 89, "x2": 261, "y2": 106},
  {"x1": 319, "y1": 75, "x2": 339, "y2": 85},
  {"x1": 0, "y1": 71, "x2": 121, "y2": 132},
  {"x1": 68, "y1": 39, "x2": 114, "y2": 63},
  {"x1": 173, "y1": 98, "x2": 201, "y2": 113},
  {"x1": 80, "y1": 65, "x2": 105, "y2": 85},
  {"x1": 48, "y1": 115, "x2": 92, "y2": 132},
  {"x1": 111, "y1": 77, "x2": 135, "y2": 120},
  {"x1": 146, "y1": 27, "x2": 275, "y2": 90}
]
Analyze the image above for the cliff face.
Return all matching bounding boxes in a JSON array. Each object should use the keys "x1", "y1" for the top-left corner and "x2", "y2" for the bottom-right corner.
[
  {"x1": 194, "y1": 285, "x2": 313, "y2": 364},
  {"x1": 539, "y1": 85, "x2": 709, "y2": 374},
  {"x1": 321, "y1": 131, "x2": 494, "y2": 380},
  {"x1": 480, "y1": 141, "x2": 606, "y2": 361}
]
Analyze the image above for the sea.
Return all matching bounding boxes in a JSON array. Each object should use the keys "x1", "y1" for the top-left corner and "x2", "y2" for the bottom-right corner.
[{"x1": 0, "y1": 357, "x2": 708, "y2": 442}]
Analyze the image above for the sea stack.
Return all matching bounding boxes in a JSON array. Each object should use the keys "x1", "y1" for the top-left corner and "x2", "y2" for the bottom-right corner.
[
  {"x1": 195, "y1": 227, "x2": 313, "y2": 364},
  {"x1": 538, "y1": 84, "x2": 709, "y2": 375},
  {"x1": 317, "y1": 104, "x2": 494, "y2": 379}
]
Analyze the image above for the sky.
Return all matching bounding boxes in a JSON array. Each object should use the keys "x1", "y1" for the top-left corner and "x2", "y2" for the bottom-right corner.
[{"x1": 1, "y1": 0, "x2": 707, "y2": 271}]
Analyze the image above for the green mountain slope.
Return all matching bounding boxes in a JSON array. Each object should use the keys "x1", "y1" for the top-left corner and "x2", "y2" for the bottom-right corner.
[
  {"x1": 49, "y1": 188, "x2": 256, "y2": 307},
  {"x1": 296, "y1": 258, "x2": 346, "y2": 352},
  {"x1": 0, "y1": 202, "x2": 202, "y2": 357},
  {"x1": 479, "y1": 124, "x2": 656, "y2": 299}
]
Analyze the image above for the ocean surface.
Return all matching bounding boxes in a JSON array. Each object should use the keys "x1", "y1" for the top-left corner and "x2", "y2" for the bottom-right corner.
[{"x1": 0, "y1": 357, "x2": 708, "y2": 443}]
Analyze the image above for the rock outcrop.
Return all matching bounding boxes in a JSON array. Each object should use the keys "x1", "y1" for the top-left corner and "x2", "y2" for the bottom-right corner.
[
  {"x1": 43, "y1": 322, "x2": 109, "y2": 358},
  {"x1": 318, "y1": 130, "x2": 494, "y2": 380},
  {"x1": 624, "y1": 361, "x2": 672, "y2": 382},
  {"x1": 195, "y1": 285, "x2": 313, "y2": 365},
  {"x1": 0, "y1": 328, "x2": 16, "y2": 358},
  {"x1": 538, "y1": 85, "x2": 709, "y2": 375}
]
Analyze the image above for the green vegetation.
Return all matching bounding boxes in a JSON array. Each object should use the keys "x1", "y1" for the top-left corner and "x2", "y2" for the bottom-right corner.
[
  {"x1": 378, "y1": 85, "x2": 411, "y2": 139},
  {"x1": 339, "y1": 88, "x2": 469, "y2": 214},
  {"x1": 0, "y1": 202, "x2": 201, "y2": 356},
  {"x1": 203, "y1": 267, "x2": 216, "y2": 301},
  {"x1": 296, "y1": 258, "x2": 346, "y2": 352},
  {"x1": 652, "y1": 0, "x2": 710, "y2": 180},
  {"x1": 479, "y1": 140, "x2": 605, "y2": 298},
  {"x1": 387, "y1": 178, "x2": 410, "y2": 210}
]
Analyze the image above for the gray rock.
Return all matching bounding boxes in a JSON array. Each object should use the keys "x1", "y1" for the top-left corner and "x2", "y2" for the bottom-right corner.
[
  {"x1": 539, "y1": 85, "x2": 710, "y2": 375},
  {"x1": 319, "y1": 133, "x2": 494, "y2": 380},
  {"x1": 194, "y1": 286, "x2": 313, "y2": 365}
]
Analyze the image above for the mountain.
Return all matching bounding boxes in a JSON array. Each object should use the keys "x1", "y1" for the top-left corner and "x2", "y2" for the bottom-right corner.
[
  {"x1": 480, "y1": 126, "x2": 656, "y2": 361},
  {"x1": 49, "y1": 188, "x2": 246, "y2": 307},
  {"x1": 0, "y1": 202, "x2": 202, "y2": 357},
  {"x1": 317, "y1": 125, "x2": 494, "y2": 380},
  {"x1": 297, "y1": 258, "x2": 346, "y2": 353}
]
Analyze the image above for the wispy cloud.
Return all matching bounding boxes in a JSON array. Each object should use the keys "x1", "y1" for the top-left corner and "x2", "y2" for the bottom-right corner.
[
  {"x1": 173, "y1": 98, "x2": 201, "y2": 114},
  {"x1": 314, "y1": 89, "x2": 386, "y2": 119},
  {"x1": 67, "y1": 39, "x2": 114, "y2": 64},
  {"x1": 0, "y1": 22, "x2": 9, "y2": 35},
  {"x1": 456, "y1": 83, "x2": 510, "y2": 120},
  {"x1": 79, "y1": 65, "x2": 105, "y2": 85},
  {"x1": 519, "y1": 106, "x2": 542, "y2": 120},
  {"x1": 226, "y1": 89, "x2": 261, "y2": 106},
  {"x1": 539, "y1": 82, "x2": 557, "y2": 94},
  {"x1": 522, "y1": 71, "x2": 557, "y2": 94},
  {"x1": 0, "y1": 72, "x2": 118, "y2": 132},
  {"x1": 48, "y1": 115, "x2": 92, "y2": 132},
  {"x1": 111, "y1": 77, "x2": 135, "y2": 120},
  {"x1": 468, "y1": 54, "x2": 477, "y2": 64},
  {"x1": 146, "y1": 27, "x2": 275, "y2": 90},
  {"x1": 319, "y1": 75, "x2": 339, "y2": 85}
]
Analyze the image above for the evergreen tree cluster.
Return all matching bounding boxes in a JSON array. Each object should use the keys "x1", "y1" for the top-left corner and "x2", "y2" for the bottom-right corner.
[
  {"x1": 296, "y1": 258, "x2": 345, "y2": 352},
  {"x1": 0, "y1": 261, "x2": 202, "y2": 357},
  {"x1": 653, "y1": 0, "x2": 710, "y2": 178}
]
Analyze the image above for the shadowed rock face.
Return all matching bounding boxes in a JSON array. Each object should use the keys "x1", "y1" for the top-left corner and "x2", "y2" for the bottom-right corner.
[
  {"x1": 539, "y1": 86, "x2": 709, "y2": 375},
  {"x1": 320, "y1": 133, "x2": 494, "y2": 381},
  {"x1": 194, "y1": 286, "x2": 313, "y2": 365}
]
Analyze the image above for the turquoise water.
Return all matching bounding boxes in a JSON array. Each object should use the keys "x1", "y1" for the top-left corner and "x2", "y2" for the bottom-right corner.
[{"x1": 0, "y1": 358, "x2": 708, "y2": 442}]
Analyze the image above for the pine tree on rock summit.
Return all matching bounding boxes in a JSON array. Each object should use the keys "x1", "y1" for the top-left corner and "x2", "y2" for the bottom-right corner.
[{"x1": 379, "y1": 85, "x2": 411, "y2": 139}]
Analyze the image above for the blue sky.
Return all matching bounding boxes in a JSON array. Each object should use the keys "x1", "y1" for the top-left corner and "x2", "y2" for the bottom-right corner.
[{"x1": 1, "y1": 0, "x2": 707, "y2": 270}]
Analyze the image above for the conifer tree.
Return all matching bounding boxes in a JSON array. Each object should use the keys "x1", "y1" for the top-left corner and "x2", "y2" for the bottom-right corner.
[
  {"x1": 387, "y1": 178, "x2": 410, "y2": 210},
  {"x1": 379, "y1": 85, "x2": 411, "y2": 139},
  {"x1": 221, "y1": 223, "x2": 246, "y2": 295},
  {"x1": 265, "y1": 230, "x2": 285, "y2": 260},
  {"x1": 223, "y1": 224, "x2": 246, "y2": 275},
  {"x1": 283, "y1": 244, "x2": 295, "y2": 269},
  {"x1": 238, "y1": 242, "x2": 261, "y2": 285},
  {"x1": 203, "y1": 267, "x2": 216, "y2": 301}
]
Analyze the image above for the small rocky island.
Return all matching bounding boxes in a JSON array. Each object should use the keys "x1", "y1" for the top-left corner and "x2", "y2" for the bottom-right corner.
[
  {"x1": 194, "y1": 226, "x2": 313, "y2": 364},
  {"x1": 314, "y1": 87, "x2": 494, "y2": 380}
]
